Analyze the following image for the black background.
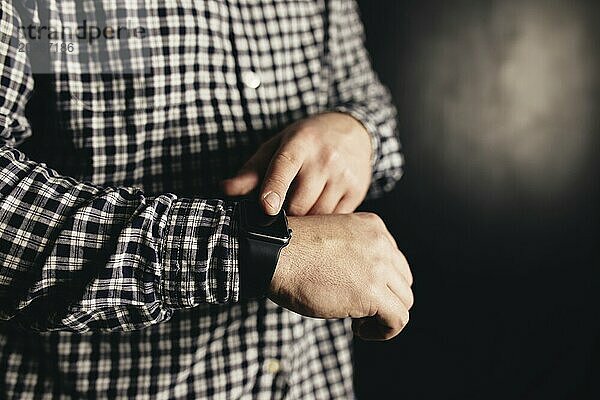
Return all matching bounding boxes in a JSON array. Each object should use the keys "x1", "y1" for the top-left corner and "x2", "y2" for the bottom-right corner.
[{"x1": 355, "y1": 0, "x2": 599, "y2": 398}]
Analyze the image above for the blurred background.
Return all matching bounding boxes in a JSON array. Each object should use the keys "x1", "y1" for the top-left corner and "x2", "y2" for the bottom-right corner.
[{"x1": 355, "y1": 0, "x2": 599, "y2": 398}]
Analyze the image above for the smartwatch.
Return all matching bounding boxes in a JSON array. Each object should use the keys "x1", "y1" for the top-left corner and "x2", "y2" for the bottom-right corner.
[{"x1": 238, "y1": 200, "x2": 292, "y2": 299}]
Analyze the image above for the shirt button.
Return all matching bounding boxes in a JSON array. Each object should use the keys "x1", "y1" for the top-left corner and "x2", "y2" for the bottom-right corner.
[
  {"x1": 264, "y1": 358, "x2": 281, "y2": 374},
  {"x1": 241, "y1": 70, "x2": 261, "y2": 89}
]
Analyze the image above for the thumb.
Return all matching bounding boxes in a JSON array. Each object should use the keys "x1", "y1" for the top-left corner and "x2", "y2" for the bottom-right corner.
[{"x1": 260, "y1": 142, "x2": 304, "y2": 215}]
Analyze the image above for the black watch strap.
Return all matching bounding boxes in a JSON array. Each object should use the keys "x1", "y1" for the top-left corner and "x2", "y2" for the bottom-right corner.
[{"x1": 239, "y1": 235, "x2": 285, "y2": 299}]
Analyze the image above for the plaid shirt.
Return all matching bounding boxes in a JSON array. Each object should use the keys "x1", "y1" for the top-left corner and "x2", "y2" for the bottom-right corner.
[{"x1": 0, "y1": 0, "x2": 403, "y2": 398}]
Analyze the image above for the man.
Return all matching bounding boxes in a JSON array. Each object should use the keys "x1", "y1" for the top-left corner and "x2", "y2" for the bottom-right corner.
[{"x1": 0, "y1": 0, "x2": 412, "y2": 398}]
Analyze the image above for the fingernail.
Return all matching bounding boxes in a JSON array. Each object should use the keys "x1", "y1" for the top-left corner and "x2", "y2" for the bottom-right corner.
[{"x1": 263, "y1": 192, "x2": 281, "y2": 213}]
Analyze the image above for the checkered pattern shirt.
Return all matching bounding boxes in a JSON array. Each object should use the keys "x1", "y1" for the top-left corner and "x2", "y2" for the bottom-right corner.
[{"x1": 0, "y1": 0, "x2": 403, "y2": 398}]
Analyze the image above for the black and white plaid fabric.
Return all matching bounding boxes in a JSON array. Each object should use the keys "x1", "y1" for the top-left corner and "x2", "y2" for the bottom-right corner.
[{"x1": 0, "y1": 0, "x2": 403, "y2": 398}]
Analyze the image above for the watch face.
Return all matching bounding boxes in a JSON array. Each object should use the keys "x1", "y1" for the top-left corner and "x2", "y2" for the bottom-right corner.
[{"x1": 242, "y1": 200, "x2": 290, "y2": 241}]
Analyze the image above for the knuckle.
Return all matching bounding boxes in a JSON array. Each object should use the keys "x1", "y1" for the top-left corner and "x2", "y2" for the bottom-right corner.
[
  {"x1": 365, "y1": 212, "x2": 383, "y2": 225},
  {"x1": 356, "y1": 212, "x2": 381, "y2": 227},
  {"x1": 338, "y1": 168, "x2": 358, "y2": 188},
  {"x1": 398, "y1": 252, "x2": 414, "y2": 286},
  {"x1": 265, "y1": 174, "x2": 289, "y2": 191},
  {"x1": 339, "y1": 166, "x2": 354, "y2": 181},
  {"x1": 298, "y1": 126, "x2": 320, "y2": 141},
  {"x1": 375, "y1": 231, "x2": 388, "y2": 245},
  {"x1": 391, "y1": 319, "x2": 403, "y2": 333},
  {"x1": 406, "y1": 290, "x2": 415, "y2": 309},
  {"x1": 390, "y1": 314, "x2": 404, "y2": 337},
  {"x1": 372, "y1": 232, "x2": 391, "y2": 252},
  {"x1": 407, "y1": 269, "x2": 414, "y2": 287},
  {"x1": 401, "y1": 309, "x2": 410, "y2": 328},
  {"x1": 275, "y1": 150, "x2": 299, "y2": 168},
  {"x1": 350, "y1": 212, "x2": 365, "y2": 224},
  {"x1": 319, "y1": 146, "x2": 341, "y2": 167},
  {"x1": 391, "y1": 309, "x2": 409, "y2": 333}
]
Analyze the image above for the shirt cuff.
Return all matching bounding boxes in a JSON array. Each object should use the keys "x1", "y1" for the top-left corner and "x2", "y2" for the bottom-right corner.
[{"x1": 160, "y1": 198, "x2": 239, "y2": 307}]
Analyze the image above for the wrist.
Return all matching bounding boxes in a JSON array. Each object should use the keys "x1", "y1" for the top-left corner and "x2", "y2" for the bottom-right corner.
[
  {"x1": 238, "y1": 200, "x2": 291, "y2": 299},
  {"x1": 269, "y1": 216, "x2": 299, "y2": 296}
]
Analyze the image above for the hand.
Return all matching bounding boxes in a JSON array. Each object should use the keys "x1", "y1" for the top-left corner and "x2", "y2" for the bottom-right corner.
[
  {"x1": 269, "y1": 213, "x2": 414, "y2": 341},
  {"x1": 222, "y1": 112, "x2": 372, "y2": 216}
]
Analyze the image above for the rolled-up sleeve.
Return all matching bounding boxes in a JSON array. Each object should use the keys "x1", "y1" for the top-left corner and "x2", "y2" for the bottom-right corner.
[{"x1": 0, "y1": 2, "x2": 240, "y2": 333}]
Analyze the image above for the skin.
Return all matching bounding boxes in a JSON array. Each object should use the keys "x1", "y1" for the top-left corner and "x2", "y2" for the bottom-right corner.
[
  {"x1": 274, "y1": 214, "x2": 413, "y2": 341},
  {"x1": 222, "y1": 112, "x2": 373, "y2": 216},
  {"x1": 222, "y1": 112, "x2": 414, "y2": 341}
]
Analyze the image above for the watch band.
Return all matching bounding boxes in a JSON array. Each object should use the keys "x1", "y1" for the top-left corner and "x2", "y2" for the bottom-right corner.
[
  {"x1": 237, "y1": 200, "x2": 291, "y2": 299},
  {"x1": 239, "y1": 235, "x2": 285, "y2": 299}
]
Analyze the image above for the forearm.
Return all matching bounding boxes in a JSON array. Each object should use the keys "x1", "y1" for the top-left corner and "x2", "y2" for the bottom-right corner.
[{"x1": 0, "y1": 146, "x2": 239, "y2": 332}]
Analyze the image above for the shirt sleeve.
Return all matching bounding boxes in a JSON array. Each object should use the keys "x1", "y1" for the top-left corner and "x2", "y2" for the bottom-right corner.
[
  {"x1": 0, "y1": 2, "x2": 239, "y2": 333},
  {"x1": 326, "y1": 0, "x2": 404, "y2": 199}
]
